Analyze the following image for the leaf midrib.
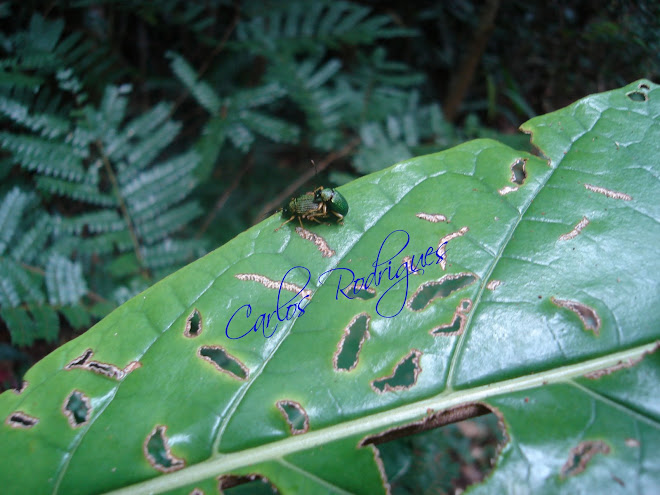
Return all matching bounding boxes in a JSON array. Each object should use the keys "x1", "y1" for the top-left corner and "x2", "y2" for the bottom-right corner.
[{"x1": 102, "y1": 340, "x2": 658, "y2": 495}]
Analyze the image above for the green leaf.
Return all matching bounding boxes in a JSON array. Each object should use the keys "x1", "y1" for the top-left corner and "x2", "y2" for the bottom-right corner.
[{"x1": 1, "y1": 81, "x2": 658, "y2": 494}]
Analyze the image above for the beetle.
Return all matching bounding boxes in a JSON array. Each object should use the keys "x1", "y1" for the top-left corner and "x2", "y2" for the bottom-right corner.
[
  {"x1": 275, "y1": 186, "x2": 349, "y2": 231},
  {"x1": 275, "y1": 191, "x2": 326, "y2": 231},
  {"x1": 312, "y1": 186, "x2": 349, "y2": 222}
]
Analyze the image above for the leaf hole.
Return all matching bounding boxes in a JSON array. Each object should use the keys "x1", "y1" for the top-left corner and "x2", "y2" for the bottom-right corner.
[
  {"x1": 407, "y1": 273, "x2": 477, "y2": 311},
  {"x1": 334, "y1": 313, "x2": 370, "y2": 372},
  {"x1": 143, "y1": 425, "x2": 185, "y2": 473},
  {"x1": 560, "y1": 440, "x2": 610, "y2": 478},
  {"x1": 198, "y1": 346, "x2": 249, "y2": 381},
  {"x1": 626, "y1": 90, "x2": 647, "y2": 102},
  {"x1": 510, "y1": 158, "x2": 527, "y2": 185},
  {"x1": 64, "y1": 349, "x2": 141, "y2": 381},
  {"x1": 371, "y1": 349, "x2": 422, "y2": 393},
  {"x1": 364, "y1": 403, "x2": 506, "y2": 494},
  {"x1": 5, "y1": 411, "x2": 39, "y2": 429},
  {"x1": 218, "y1": 474, "x2": 280, "y2": 494},
  {"x1": 276, "y1": 400, "x2": 309, "y2": 435},
  {"x1": 63, "y1": 389, "x2": 91, "y2": 427},
  {"x1": 638, "y1": 82, "x2": 650, "y2": 90},
  {"x1": 551, "y1": 297, "x2": 601, "y2": 335},
  {"x1": 184, "y1": 308, "x2": 202, "y2": 338},
  {"x1": 349, "y1": 281, "x2": 376, "y2": 300}
]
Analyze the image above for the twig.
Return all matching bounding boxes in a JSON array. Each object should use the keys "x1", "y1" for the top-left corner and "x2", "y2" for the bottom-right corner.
[
  {"x1": 443, "y1": 0, "x2": 500, "y2": 122},
  {"x1": 253, "y1": 136, "x2": 361, "y2": 223},
  {"x1": 196, "y1": 154, "x2": 253, "y2": 238},
  {"x1": 96, "y1": 141, "x2": 150, "y2": 280}
]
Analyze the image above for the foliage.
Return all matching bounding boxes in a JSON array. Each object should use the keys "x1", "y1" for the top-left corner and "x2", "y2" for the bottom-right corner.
[{"x1": 0, "y1": 80, "x2": 658, "y2": 494}]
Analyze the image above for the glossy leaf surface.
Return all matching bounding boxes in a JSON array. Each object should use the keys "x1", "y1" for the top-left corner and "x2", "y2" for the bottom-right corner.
[{"x1": 1, "y1": 80, "x2": 659, "y2": 495}]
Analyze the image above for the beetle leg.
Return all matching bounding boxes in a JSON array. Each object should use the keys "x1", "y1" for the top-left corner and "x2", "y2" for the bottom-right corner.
[
  {"x1": 275, "y1": 216, "x2": 296, "y2": 232},
  {"x1": 331, "y1": 211, "x2": 344, "y2": 222}
]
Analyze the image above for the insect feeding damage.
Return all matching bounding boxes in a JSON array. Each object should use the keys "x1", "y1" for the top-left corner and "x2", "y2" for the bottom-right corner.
[
  {"x1": 360, "y1": 402, "x2": 493, "y2": 447},
  {"x1": 64, "y1": 349, "x2": 141, "y2": 381},
  {"x1": 5, "y1": 411, "x2": 39, "y2": 429},
  {"x1": 416, "y1": 212, "x2": 448, "y2": 223},
  {"x1": 334, "y1": 312, "x2": 371, "y2": 372},
  {"x1": 234, "y1": 273, "x2": 312, "y2": 299},
  {"x1": 198, "y1": 345, "x2": 249, "y2": 381},
  {"x1": 371, "y1": 349, "x2": 422, "y2": 394},
  {"x1": 218, "y1": 474, "x2": 280, "y2": 494},
  {"x1": 551, "y1": 297, "x2": 601, "y2": 335},
  {"x1": 431, "y1": 298, "x2": 473, "y2": 336},
  {"x1": 437, "y1": 226, "x2": 469, "y2": 270},
  {"x1": 584, "y1": 183, "x2": 633, "y2": 201},
  {"x1": 144, "y1": 424, "x2": 185, "y2": 473},
  {"x1": 295, "y1": 226, "x2": 335, "y2": 257},
  {"x1": 184, "y1": 308, "x2": 202, "y2": 338},
  {"x1": 560, "y1": 440, "x2": 610, "y2": 478},
  {"x1": 276, "y1": 400, "x2": 310, "y2": 435},
  {"x1": 406, "y1": 272, "x2": 478, "y2": 312},
  {"x1": 63, "y1": 389, "x2": 92, "y2": 428},
  {"x1": 558, "y1": 216, "x2": 589, "y2": 241},
  {"x1": 498, "y1": 158, "x2": 527, "y2": 195}
]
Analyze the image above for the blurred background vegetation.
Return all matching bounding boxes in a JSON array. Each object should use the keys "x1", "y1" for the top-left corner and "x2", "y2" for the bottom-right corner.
[{"x1": 0, "y1": 0, "x2": 657, "y2": 492}]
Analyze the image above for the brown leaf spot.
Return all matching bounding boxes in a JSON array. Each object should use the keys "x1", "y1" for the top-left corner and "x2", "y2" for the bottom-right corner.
[{"x1": 486, "y1": 280, "x2": 502, "y2": 290}]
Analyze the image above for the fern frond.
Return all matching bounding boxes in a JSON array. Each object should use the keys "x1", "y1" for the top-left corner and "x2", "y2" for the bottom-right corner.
[
  {"x1": 142, "y1": 239, "x2": 207, "y2": 270},
  {"x1": 28, "y1": 304, "x2": 59, "y2": 342},
  {"x1": 45, "y1": 254, "x2": 87, "y2": 306},
  {"x1": 3, "y1": 258, "x2": 44, "y2": 304},
  {"x1": 59, "y1": 304, "x2": 92, "y2": 330},
  {"x1": 0, "y1": 187, "x2": 30, "y2": 255},
  {"x1": 0, "y1": 261, "x2": 20, "y2": 307},
  {"x1": 121, "y1": 150, "x2": 199, "y2": 199},
  {"x1": 231, "y1": 82, "x2": 287, "y2": 109},
  {"x1": 35, "y1": 176, "x2": 117, "y2": 206},
  {"x1": 0, "y1": 95, "x2": 69, "y2": 138},
  {"x1": 135, "y1": 201, "x2": 203, "y2": 244},
  {"x1": 57, "y1": 210, "x2": 124, "y2": 235},
  {"x1": 11, "y1": 213, "x2": 51, "y2": 264},
  {"x1": 235, "y1": 1, "x2": 416, "y2": 54},
  {"x1": 0, "y1": 132, "x2": 85, "y2": 180},
  {"x1": 238, "y1": 110, "x2": 300, "y2": 143},
  {"x1": 167, "y1": 51, "x2": 221, "y2": 114}
]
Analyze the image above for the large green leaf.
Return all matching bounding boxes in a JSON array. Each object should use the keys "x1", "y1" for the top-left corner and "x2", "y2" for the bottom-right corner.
[{"x1": 2, "y1": 80, "x2": 658, "y2": 495}]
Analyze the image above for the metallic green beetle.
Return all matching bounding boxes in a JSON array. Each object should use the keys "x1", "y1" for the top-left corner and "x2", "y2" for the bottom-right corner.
[
  {"x1": 313, "y1": 186, "x2": 349, "y2": 222},
  {"x1": 276, "y1": 191, "x2": 326, "y2": 231},
  {"x1": 276, "y1": 186, "x2": 348, "y2": 231}
]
